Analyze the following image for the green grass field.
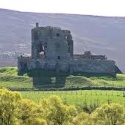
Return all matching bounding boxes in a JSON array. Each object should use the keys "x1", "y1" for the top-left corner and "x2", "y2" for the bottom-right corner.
[
  {"x1": 0, "y1": 67, "x2": 125, "y2": 107},
  {"x1": 0, "y1": 67, "x2": 125, "y2": 88},
  {"x1": 20, "y1": 90, "x2": 125, "y2": 106}
]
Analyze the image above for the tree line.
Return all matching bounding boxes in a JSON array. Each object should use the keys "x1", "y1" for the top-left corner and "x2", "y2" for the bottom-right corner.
[{"x1": 0, "y1": 88, "x2": 124, "y2": 125}]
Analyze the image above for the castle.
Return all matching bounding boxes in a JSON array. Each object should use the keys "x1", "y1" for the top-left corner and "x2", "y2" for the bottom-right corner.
[{"x1": 18, "y1": 23, "x2": 118, "y2": 87}]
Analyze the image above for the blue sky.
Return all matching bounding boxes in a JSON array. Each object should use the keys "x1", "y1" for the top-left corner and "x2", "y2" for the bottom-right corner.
[{"x1": 0, "y1": 0, "x2": 125, "y2": 16}]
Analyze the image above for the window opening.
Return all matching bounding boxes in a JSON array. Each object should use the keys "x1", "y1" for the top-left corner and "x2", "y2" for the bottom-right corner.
[
  {"x1": 56, "y1": 33, "x2": 60, "y2": 37},
  {"x1": 58, "y1": 56, "x2": 60, "y2": 60}
]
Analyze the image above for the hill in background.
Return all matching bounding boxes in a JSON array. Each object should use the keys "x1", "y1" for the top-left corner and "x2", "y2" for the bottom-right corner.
[{"x1": 0, "y1": 8, "x2": 125, "y2": 72}]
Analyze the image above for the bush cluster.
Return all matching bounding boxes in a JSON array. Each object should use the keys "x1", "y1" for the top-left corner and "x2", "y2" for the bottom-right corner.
[{"x1": 0, "y1": 89, "x2": 125, "y2": 125}]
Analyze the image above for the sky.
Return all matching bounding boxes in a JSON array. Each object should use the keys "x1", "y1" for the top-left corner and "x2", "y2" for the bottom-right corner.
[{"x1": 0, "y1": 0, "x2": 125, "y2": 17}]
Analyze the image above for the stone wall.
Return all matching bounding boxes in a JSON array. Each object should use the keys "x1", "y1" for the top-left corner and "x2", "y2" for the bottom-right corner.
[
  {"x1": 72, "y1": 59, "x2": 115, "y2": 75},
  {"x1": 18, "y1": 56, "x2": 116, "y2": 76}
]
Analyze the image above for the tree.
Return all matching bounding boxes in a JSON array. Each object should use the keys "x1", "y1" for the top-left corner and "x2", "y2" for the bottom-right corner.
[
  {"x1": 72, "y1": 112, "x2": 92, "y2": 125},
  {"x1": 91, "y1": 103, "x2": 125, "y2": 125},
  {"x1": 39, "y1": 95, "x2": 77, "y2": 125},
  {"x1": 18, "y1": 98, "x2": 38, "y2": 125},
  {"x1": 0, "y1": 88, "x2": 21, "y2": 125},
  {"x1": 29, "y1": 118, "x2": 47, "y2": 125}
]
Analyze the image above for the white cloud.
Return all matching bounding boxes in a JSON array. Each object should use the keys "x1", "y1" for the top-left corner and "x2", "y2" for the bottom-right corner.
[{"x1": 0, "y1": 0, "x2": 125, "y2": 16}]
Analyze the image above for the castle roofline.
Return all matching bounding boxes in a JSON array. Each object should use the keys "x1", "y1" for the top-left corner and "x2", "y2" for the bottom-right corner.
[{"x1": 32, "y1": 23, "x2": 61, "y2": 30}]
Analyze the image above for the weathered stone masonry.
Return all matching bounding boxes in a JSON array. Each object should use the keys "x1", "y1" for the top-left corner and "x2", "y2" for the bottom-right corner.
[{"x1": 18, "y1": 23, "x2": 117, "y2": 87}]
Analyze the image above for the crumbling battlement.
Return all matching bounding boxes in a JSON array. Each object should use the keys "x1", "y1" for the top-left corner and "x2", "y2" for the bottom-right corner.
[
  {"x1": 18, "y1": 23, "x2": 117, "y2": 79},
  {"x1": 74, "y1": 51, "x2": 107, "y2": 60}
]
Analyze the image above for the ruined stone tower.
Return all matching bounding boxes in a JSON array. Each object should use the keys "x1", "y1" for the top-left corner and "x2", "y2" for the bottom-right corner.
[
  {"x1": 31, "y1": 23, "x2": 73, "y2": 60},
  {"x1": 18, "y1": 23, "x2": 117, "y2": 88}
]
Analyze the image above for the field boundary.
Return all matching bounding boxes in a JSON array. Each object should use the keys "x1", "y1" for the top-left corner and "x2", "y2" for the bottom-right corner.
[{"x1": 8, "y1": 86, "x2": 125, "y2": 91}]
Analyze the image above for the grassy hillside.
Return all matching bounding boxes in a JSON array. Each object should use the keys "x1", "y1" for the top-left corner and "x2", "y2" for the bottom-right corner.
[
  {"x1": 0, "y1": 67, "x2": 32, "y2": 88},
  {"x1": 0, "y1": 67, "x2": 125, "y2": 89}
]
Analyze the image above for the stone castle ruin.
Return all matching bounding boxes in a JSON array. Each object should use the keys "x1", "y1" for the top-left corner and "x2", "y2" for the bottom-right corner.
[{"x1": 18, "y1": 23, "x2": 120, "y2": 88}]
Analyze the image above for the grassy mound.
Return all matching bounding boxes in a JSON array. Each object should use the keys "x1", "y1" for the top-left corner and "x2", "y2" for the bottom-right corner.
[
  {"x1": 0, "y1": 67, "x2": 125, "y2": 89},
  {"x1": 90, "y1": 74, "x2": 125, "y2": 87},
  {"x1": 0, "y1": 67, "x2": 32, "y2": 88}
]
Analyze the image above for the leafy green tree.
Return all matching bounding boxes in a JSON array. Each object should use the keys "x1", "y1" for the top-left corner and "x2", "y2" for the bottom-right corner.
[
  {"x1": 72, "y1": 112, "x2": 91, "y2": 125},
  {"x1": 0, "y1": 88, "x2": 21, "y2": 125},
  {"x1": 91, "y1": 103, "x2": 125, "y2": 125},
  {"x1": 29, "y1": 118, "x2": 47, "y2": 125},
  {"x1": 18, "y1": 99, "x2": 38, "y2": 125},
  {"x1": 39, "y1": 95, "x2": 77, "y2": 125}
]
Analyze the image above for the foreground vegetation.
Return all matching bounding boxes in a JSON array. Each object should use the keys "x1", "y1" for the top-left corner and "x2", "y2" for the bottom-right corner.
[{"x1": 0, "y1": 88, "x2": 125, "y2": 125}]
